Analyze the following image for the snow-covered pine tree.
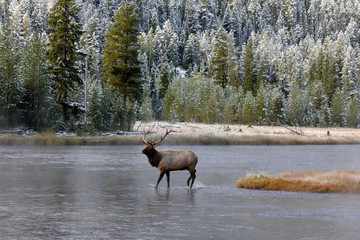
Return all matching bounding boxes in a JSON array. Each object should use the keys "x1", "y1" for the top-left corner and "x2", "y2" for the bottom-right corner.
[
  {"x1": 47, "y1": 0, "x2": 82, "y2": 129},
  {"x1": 243, "y1": 34, "x2": 257, "y2": 95},
  {"x1": 101, "y1": 1, "x2": 142, "y2": 130},
  {"x1": 101, "y1": 1, "x2": 141, "y2": 103},
  {"x1": 330, "y1": 88, "x2": 345, "y2": 127},
  {"x1": 20, "y1": 33, "x2": 53, "y2": 130},
  {"x1": 254, "y1": 83, "x2": 266, "y2": 124},
  {"x1": 183, "y1": 33, "x2": 200, "y2": 69},
  {"x1": 209, "y1": 27, "x2": 236, "y2": 88},
  {"x1": 242, "y1": 91, "x2": 254, "y2": 124},
  {"x1": 0, "y1": 16, "x2": 21, "y2": 128},
  {"x1": 0, "y1": 0, "x2": 359, "y2": 129},
  {"x1": 346, "y1": 96, "x2": 359, "y2": 128},
  {"x1": 79, "y1": 3, "x2": 101, "y2": 126},
  {"x1": 183, "y1": 0, "x2": 201, "y2": 37}
]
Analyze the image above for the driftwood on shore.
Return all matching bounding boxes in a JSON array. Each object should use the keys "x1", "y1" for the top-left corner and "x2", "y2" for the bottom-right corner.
[{"x1": 282, "y1": 125, "x2": 304, "y2": 135}]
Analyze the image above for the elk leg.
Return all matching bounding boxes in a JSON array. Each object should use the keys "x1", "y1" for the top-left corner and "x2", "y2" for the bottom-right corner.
[
  {"x1": 166, "y1": 171, "x2": 170, "y2": 188},
  {"x1": 187, "y1": 175, "x2": 191, "y2": 187},
  {"x1": 187, "y1": 170, "x2": 196, "y2": 188},
  {"x1": 189, "y1": 171, "x2": 196, "y2": 188},
  {"x1": 156, "y1": 172, "x2": 165, "y2": 188}
]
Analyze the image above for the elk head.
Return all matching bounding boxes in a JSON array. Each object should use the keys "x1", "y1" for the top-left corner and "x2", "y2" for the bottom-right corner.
[{"x1": 140, "y1": 129, "x2": 172, "y2": 156}]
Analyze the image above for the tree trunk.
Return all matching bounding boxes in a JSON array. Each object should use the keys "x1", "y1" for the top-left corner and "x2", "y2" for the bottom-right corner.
[
  {"x1": 61, "y1": 101, "x2": 69, "y2": 127},
  {"x1": 122, "y1": 94, "x2": 127, "y2": 111}
]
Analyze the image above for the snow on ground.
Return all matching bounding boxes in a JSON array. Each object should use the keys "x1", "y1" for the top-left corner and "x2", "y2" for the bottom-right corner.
[{"x1": 134, "y1": 121, "x2": 360, "y2": 138}]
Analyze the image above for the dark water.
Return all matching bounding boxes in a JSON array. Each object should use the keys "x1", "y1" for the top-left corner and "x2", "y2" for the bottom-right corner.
[{"x1": 0, "y1": 145, "x2": 360, "y2": 239}]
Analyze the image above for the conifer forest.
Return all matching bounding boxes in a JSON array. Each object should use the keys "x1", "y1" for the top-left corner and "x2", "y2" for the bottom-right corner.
[{"x1": 0, "y1": 0, "x2": 359, "y2": 133}]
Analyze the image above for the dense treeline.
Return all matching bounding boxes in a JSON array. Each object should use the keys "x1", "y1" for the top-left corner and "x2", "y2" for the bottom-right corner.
[{"x1": 0, "y1": 0, "x2": 359, "y2": 133}]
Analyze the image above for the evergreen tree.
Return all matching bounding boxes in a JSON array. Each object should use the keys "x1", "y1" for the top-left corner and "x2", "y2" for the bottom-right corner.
[
  {"x1": 267, "y1": 87, "x2": 284, "y2": 123},
  {"x1": 162, "y1": 85, "x2": 175, "y2": 121},
  {"x1": 88, "y1": 88, "x2": 101, "y2": 132},
  {"x1": 243, "y1": 35, "x2": 257, "y2": 95},
  {"x1": 223, "y1": 87, "x2": 238, "y2": 124},
  {"x1": 48, "y1": 0, "x2": 82, "y2": 128},
  {"x1": 226, "y1": 31, "x2": 238, "y2": 87},
  {"x1": 0, "y1": 17, "x2": 21, "y2": 128},
  {"x1": 199, "y1": 77, "x2": 217, "y2": 123},
  {"x1": 153, "y1": 20, "x2": 177, "y2": 100},
  {"x1": 110, "y1": 96, "x2": 125, "y2": 130},
  {"x1": 346, "y1": 96, "x2": 359, "y2": 128},
  {"x1": 138, "y1": 28, "x2": 154, "y2": 85},
  {"x1": 330, "y1": 88, "x2": 345, "y2": 127},
  {"x1": 235, "y1": 86, "x2": 245, "y2": 123},
  {"x1": 167, "y1": 78, "x2": 184, "y2": 121},
  {"x1": 254, "y1": 83, "x2": 266, "y2": 124},
  {"x1": 199, "y1": 0, "x2": 217, "y2": 31},
  {"x1": 0, "y1": 0, "x2": 360, "y2": 130},
  {"x1": 286, "y1": 83, "x2": 308, "y2": 126},
  {"x1": 322, "y1": 49, "x2": 337, "y2": 101},
  {"x1": 243, "y1": 91, "x2": 254, "y2": 124},
  {"x1": 139, "y1": 90, "x2": 154, "y2": 121},
  {"x1": 88, "y1": 86, "x2": 112, "y2": 132},
  {"x1": 158, "y1": 55, "x2": 173, "y2": 100},
  {"x1": 183, "y1": 33, "x2": 199, "y2": 69},
  {"x1": 101, "y1": 1, "x2": 142, "y2": 105},
  {"x1": 184, "y1": 0, "x2": 201, "y2": 37},
  {"x1": 341, "y1": 46, "x2": 357, "y2": 97},
  {"x1": 306, "y1": 80, "x2": 331, "y2": 126},
  {"x1": 209, "y1": 27, "x2": 236, "y2": 88},
  {"x1": 20, "y1": 33, "x2": 52, "y2": 130},
  {"x1": 79, "y1": 5, "x2": 101, "y2": 125}
]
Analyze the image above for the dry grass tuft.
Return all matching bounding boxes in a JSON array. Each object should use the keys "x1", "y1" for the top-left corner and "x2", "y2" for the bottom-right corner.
[
  {"x1": 0, "y1": 134, "x2": 85, "y2": 145},
  {"x1": 236, "y1": 170, "x2": 360, "y2": 193}
]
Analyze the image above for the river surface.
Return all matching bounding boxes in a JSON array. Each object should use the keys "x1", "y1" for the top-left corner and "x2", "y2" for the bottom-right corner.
[{"x1": 0, "y1": 144, "x2": 360, "y2": 239}]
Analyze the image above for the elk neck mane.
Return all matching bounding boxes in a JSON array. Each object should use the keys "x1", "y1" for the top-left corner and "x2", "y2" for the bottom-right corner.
[{"x1": 144, "y1": 148, "x2": 162, "y2": 168}]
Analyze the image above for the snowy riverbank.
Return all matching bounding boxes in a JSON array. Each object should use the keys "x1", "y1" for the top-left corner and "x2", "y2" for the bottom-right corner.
[
  {"x1": 134, "y1": 122, "x2": 360, "y2": 140},
  {"x1": 1, "y1": 121, "x2": 360, "y2": 145}
]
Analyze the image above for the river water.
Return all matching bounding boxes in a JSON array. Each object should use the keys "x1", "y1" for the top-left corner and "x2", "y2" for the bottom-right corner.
[{"x1": 0, "y1": 144, "x2": 360, "y2": 239}]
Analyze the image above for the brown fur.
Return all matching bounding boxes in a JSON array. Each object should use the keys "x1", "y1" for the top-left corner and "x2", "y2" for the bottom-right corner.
[{"x1": 142, "y1": 145, "x2": 198, "y2": 188}]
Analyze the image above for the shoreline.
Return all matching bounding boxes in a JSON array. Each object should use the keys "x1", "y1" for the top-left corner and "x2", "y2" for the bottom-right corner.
[{"x1": 1, "y1": 121, "x2": 360, "y2": 145}]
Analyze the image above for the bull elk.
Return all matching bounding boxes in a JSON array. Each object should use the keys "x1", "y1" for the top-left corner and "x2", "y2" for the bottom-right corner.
[{"x1": 140, "y1": 129, "x2": 198, "y2": 188}]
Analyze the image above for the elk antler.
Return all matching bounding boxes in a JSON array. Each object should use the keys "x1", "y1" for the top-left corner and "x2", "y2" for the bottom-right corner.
[
  {"x1": 140, "y1": 130, "x2": 152, "y2": 145},
  {"x1": 154, "y1": 129, "x2": 173, "y2": 145},
  {"x1": 140, "y1": 129, "x2": 174, "y2": 146}
]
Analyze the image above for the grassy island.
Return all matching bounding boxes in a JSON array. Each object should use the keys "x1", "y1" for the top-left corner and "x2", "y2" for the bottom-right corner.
[{"x1": 236, "y1": 170, "x2": 360, "y2": 193}]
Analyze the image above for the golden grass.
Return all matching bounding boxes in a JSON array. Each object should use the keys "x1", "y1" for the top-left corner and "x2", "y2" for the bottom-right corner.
[
  {"x1": 236, "y1": 170, "x2": 360, "y2": 193},
  {"x1": 0, "y1": 133, "x2": 360, "y2": 146},
  {"x1": 0, "y1": 134, "x2": 84, "y2": 145}
]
